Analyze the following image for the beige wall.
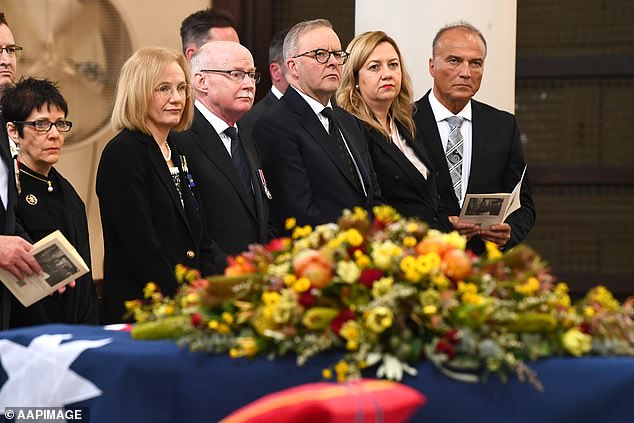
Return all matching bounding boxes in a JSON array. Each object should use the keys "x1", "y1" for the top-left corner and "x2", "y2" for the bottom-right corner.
[{"x1": 355, "y1": 0, "x2": 517, "y2": 113}]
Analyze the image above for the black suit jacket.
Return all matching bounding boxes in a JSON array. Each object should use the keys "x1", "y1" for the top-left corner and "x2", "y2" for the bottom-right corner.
[
  {"x1": 253, "y1": 86, "x2": 383, "y2": 231},
  {"x1": 365, "y1": 120, "x2": 452, "y2": 232},
  {"x1": 172, "y1": 108, "x2": 274, "y2": 256},
  {"x1": 414, "y1": 91, "x2": 536, "y2": 251},
  {"x1": 96, "y1": 129, "x2": 224, "y2": 324},
  {"x1": 12, "y1": 166, "x2": 99, "y2": 326},
  {"x1": 239, "y1": 90, "x2": 278, "y2": 138},
  {"x1": 0, "y1": 115, "x2": 20, "y2": 329}
]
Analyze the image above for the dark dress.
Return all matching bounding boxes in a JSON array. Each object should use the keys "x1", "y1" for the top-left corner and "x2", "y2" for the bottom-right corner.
[
  {"x1": 11, "y1": 163, "x2": 98, "y2": 327},
  {"x1": 96, "y1": 129, "x2": 225, "y2": 324}
]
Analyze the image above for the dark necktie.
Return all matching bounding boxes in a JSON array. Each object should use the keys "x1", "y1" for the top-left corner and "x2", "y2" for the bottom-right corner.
[
  {"x1": 224, "y1": 127, "x2": 254, "y2": 205},
  {"x1": 320, "y1": 107, "x2": 362, "y2": 192}
]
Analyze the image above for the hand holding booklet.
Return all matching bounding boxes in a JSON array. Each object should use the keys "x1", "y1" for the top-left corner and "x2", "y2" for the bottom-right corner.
[
  {"x1": 458, "y1": 166, "x2": 527, "y2": 229},
  {"x1": 0, "y1": 230, "x2": 89, "y2": 307}
]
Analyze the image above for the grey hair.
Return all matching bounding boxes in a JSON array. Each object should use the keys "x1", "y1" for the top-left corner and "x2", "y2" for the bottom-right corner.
[
  {"x1": 283, "y1": 18, "x2": 333, "y2": 61},
  {"x1": 432, "y1": 21, "x2": 487, "y2": 57}
]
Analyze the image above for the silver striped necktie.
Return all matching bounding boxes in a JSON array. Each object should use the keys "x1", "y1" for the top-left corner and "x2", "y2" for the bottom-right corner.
[{"x1": 445, "y1": 116, "x2": 464, "y2": 200}]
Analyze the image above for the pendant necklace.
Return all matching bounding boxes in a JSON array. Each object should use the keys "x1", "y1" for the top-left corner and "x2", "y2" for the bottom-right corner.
[{"x1": 19, "y1": 167, "x2": 53, "y2": 192}]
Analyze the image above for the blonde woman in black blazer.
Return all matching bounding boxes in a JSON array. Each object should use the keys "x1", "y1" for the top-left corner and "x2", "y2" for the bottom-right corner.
[
  {"x1": 337, "y1": 31, "x2": 452, "y2": 232},
  {"x1": 97, "y1": 47, "x2": 224, "y2": 324}
]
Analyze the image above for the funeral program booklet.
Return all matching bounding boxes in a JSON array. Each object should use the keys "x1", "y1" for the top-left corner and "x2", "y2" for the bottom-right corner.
[
  {"x1": 458, "y1": 166, "x2": 527, "y2": 229},
  {"x1": 0, "y1": 230, "x2": 89, "y2": 307}
]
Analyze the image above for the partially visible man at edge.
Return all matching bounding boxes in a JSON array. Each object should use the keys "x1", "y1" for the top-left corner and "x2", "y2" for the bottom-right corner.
[{"x1": 0, "y1": 13, "x2": 42, "y2": 330}]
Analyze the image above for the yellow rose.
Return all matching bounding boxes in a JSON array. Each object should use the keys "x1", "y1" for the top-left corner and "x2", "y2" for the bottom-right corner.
[
  {"x1": 562, "y1": 328, "x2": 592, "y2": 357},
  {"x1": 371, "y1": 241, "x2": 402, "y2": 270},
  {"x1": 293, "y1": 277, "x2": 311, "y2": 292},
  {"x1": 285, "y1": 217, "x2": 297, "y2": 230},
  {"x1": 485, "y1": 241, "x2": 503, "y2": 259},
  {"x1": 340, "y1": 320, "x2": 362, "y2": 351},
  {"x1": 345, "y1": 228, "x2": 364, "y2": 247},
  {"x1": 336, "y1": 260, "x2": 361, "y2": 283},
  {"x1": 364, "y1": 306, "x2": 394, "y2": 333},
  {"x1": 372, "y1": 276, "x2": 394, "y2": 298}
]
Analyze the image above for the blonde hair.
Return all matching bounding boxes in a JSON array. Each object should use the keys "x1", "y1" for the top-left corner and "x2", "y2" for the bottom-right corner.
[
  {"x1": 337, "y1": 31, "x2": 415, "y2": 139},
  {"x1": 111, "y1": 47, "x2": 194, "y2": 134}
]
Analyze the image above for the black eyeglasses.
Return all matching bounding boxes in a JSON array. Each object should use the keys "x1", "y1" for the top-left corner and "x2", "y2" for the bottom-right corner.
[
  {"x1": 293, "y1": 49, "x2": 349, "y2": 65},
  {"x1": 0, "y1": 45, "x2": 23, "y2": 58},
  {"x1": 199, "y1": 69, "x2": 261, "y2": 84},
  {"x1": 15, "y1": 119, "x2": 73, "y2": 133}
]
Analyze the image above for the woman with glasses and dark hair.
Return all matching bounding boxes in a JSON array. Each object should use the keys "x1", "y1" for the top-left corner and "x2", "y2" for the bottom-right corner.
[
  {"x1": 1, "y1": 77, "x2": 98, "y2": 327},
  {"x1": 96, "y1": 47, "x2": 224, "y2": 324},
  {"x1": 337, "y1": 31, "x2": 452, "y2": 232}
]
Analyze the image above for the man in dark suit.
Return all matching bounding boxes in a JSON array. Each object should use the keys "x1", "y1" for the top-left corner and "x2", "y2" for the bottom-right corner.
[
  {"x1": 239, "y1": 28, "x2": 289, "y2": 137},
  {"x1": 253, "y1": 19, "x2": 383, "y2": 232},
  {"x1": 0, "y1": 14, "x2": 41, "y2": 329},
  {"x1": 173, "y1": 41, "x2": 274, "y2": 257},
  {"x1": 413, "y1": 22, "x2": 535, "y2": 252}
]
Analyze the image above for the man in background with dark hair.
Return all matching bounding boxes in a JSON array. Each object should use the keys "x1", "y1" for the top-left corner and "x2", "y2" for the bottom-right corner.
[
  {"x1": 180, "y1": 8, "x2": 239, "y2": 60},
  {"x1": 239, "y1": 28, "x2": 290, "y2": 137},
  {"x1": 0, "y1": 13, "x2": 42, "y2": 329}
]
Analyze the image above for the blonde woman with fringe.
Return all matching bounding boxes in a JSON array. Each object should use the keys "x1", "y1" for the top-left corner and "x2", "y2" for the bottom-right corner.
[
  {"x1": 337, "y1": 31, "x2": 452, "y2": 231},
  {"x1": 96, "y1": 47, "x2": 224, "y2": 324}
]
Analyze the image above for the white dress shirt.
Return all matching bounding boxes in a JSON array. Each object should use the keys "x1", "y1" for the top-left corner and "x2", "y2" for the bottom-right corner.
[
  {"x1": 389, "y1": 120, "x2": 428, "y2": 179},
  {"x1": 290, "y1": 85, "x2": 367, "y2": 197},
  {"x1": 195, "y1": 100, "x2": 237, "y2": 157},
  {"x1": 428, "y1": 92, "x2": 472, "y2": 206}
]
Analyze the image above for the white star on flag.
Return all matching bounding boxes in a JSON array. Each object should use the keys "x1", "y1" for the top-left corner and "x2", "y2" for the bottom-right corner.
[{"x1": 0, "y1": 333, "x2": 112, "y2": 413}]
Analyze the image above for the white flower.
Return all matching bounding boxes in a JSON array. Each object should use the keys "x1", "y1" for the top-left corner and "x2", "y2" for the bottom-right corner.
[{"x1": 370, "y1": 353, "x2": 417, "y2": 381}]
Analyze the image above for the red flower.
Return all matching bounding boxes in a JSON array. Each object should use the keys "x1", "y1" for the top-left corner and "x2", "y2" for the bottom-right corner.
[
  {"x1": 191, "y1": 312, "x2": 202, "y2": 327},
  {"x1": 299, "y1": 291, "x2": 316, "y2": 308},
  {"x1": 331, "y1": 309, "x2": 355, "y2": 335},
  {"x1": 265, "y1": 237, "x2": 290, "y2": 252},
  {"x1": 579, "y1": 322, "x2": 592, "y2": 335},
  {"x1": 435, "y1": 340, "x2": 456, "y2": 360},
  {"x1": 442, "y1": 329, "x2": 460, "y2": 344},
  {"x1": 359, "y1": 268, "x2": 383, "y2": 288}
]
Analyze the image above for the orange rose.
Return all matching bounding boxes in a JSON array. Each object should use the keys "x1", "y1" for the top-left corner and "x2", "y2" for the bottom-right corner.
[
  {"x1": 224, "y1": 255, "x2": 257, "y2": 276},
  {"x1": 292, "y1": 249, "x2": 333, "y2": 288},
  {"x1": 442, "y1": 249, "x2": 472, "y2": 281},
  {"x1": 416, "y1": 237, "x2": 451, "y2": 257}
]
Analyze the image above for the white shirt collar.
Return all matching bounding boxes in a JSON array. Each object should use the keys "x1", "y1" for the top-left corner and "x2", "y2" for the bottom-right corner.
[
  {"x1": 271, "y1": 85, "x2": 284, "y2": 99},
  {"x1": 195, "y1": 99, "x2": 237, "y2": 135},
  {"x1": 429, "y1": 90, "x2": 472, "y2": 122},
  {"x1": 290, "y1": 85, "x2": 333, "y2": 115}
]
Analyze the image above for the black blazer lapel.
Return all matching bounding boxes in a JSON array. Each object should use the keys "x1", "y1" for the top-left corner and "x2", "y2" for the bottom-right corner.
[
  {"x1": 141, "y1": 133, "x2": 192, "y2": 237},
  {"x1": 191, "y1": 110, "x2": 257, "y2": 218},
  {"x1": 285, "y1": 89, "x2": 361, "y2": 193},
  {"x1": 240, "y1": 131, "x2": 268, "y2": 241},
  {"x1": 415, "y1": 92, "x2": 460, "y2": 211},
  {"x1": 468, "y1": 100, "x2": 487, "y2": 192},
  {"x1": 370, "y1": 123, "x2": 429, "y2": 201}
]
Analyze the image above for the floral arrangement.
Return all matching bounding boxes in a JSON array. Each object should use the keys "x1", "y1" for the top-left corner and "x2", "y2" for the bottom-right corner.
[{"x1": 128, "y1": 206, "x2": 634, "y2": 390}]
